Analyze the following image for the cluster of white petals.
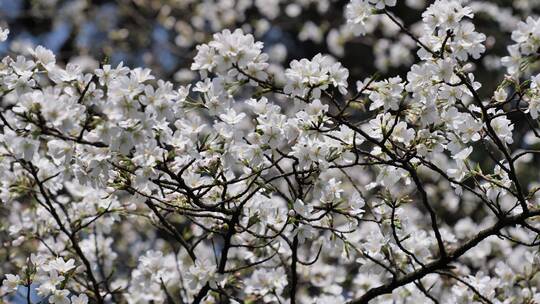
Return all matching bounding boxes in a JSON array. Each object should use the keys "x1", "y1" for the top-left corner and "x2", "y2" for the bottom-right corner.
[{"x1": 284, "y1": 54, "x2": 349, "y2": 98}]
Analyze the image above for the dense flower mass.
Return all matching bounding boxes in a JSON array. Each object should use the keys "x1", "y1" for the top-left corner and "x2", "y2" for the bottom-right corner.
[{"x1": 2, "y1": 1, "x2": 540, "y2": 304}]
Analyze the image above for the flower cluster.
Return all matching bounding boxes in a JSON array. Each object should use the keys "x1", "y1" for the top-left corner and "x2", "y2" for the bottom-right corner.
[
  {"x1": 502, "y1": 17, "x2": 540, "y2": 75},
  {"x1": 345, "y1": 0, "x2": 375, "y2": 36},
  {"x1": 191, "y1": 29, "x2": 269, "y2": 81},
  {"x1": 527, "y1": 74, "x2": 540, "y2": 118},
  {"x1": 284, "y1": 54, "x2": 349, "y2": 98},
  {"x1": 419, "y1": 0, "x2": 486, "y2": 61},
  {"x1": 2, "y1": 256, "x2": 87, "y2": 304},
  {"x1": 345, "y1": 0, "x2": 399, "y2": 36}
]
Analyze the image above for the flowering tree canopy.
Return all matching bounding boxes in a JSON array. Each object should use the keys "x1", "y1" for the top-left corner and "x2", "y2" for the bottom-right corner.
[{"x1": 2, "y1": 0, "x2": 540, "y2": 303}]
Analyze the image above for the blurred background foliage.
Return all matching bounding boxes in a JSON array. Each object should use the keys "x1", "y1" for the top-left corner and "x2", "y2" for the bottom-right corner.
[{"x1": 1, "y1": 0, "x2": 538, "y2": 84}]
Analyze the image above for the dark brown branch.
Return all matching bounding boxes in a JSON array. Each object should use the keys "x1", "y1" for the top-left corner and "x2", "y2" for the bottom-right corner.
[{"x1": 348, "y1": 209, "x2": 540, "y2": 304}]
